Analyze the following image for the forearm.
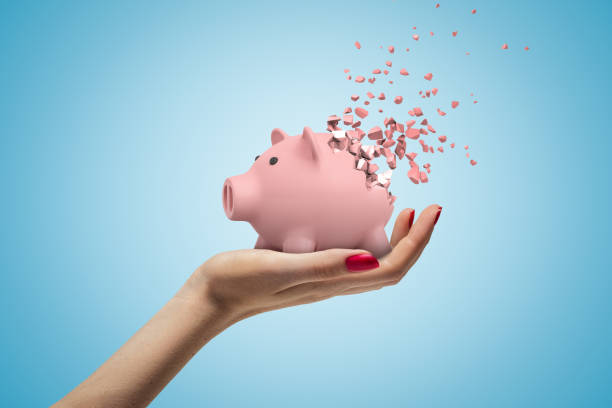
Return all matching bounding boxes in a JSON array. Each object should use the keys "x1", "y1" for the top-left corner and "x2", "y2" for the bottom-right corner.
[{"x1": 53, "y1": 289, "x2": 235, "y2": 408}]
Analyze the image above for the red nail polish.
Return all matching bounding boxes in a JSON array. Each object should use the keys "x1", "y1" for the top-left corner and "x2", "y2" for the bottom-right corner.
[
  {"x1": 434, "y1": 207, "x2": 442, "y2": 225},
  {"x1": 345, "y1": 254, "x2": 380, "y2": 272},
  {"x1": 408, "y1": 209, "x2": 415, "y2": 229}
]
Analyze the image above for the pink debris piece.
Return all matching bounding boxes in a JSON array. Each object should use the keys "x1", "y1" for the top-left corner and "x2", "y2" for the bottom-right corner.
[
  {"x1": 464, "y1": 145, "x2": 469, "y2": 150},
  {"x1": 397, "y1": 123, "x2": 404, "y2": 133},
  {"x1": 466, "y1": 152, "x2": 470, "y2": 158},
  {"x1": 438, "y1": 135, "x2": 447, "y2": 143},
  {"x1": 352, "y1": 120, "x2": 362, "y2": 128},
  {"x1": 388, "y1": 45, "x2": 395, "y2": 53},
  {"x1": 347, "y1": 75, "x2": 351, "y2": 80},
  {"x1": 389, "y1": 80, "x2": 393, "y2": 84},
  {"x1": 436, "y1": 3, "x2": 440, "y2": 8},
  {"x1": 355, "y1": 107, "x2": 369, "y2": 119},
  {"x1": 343, "y1": 115, "x2": 354, "y2": 125},
  {"x1": 368, "y1": 77, "x2": 376, "y2": 84},
  {"x1": 420, "y1": 171, "x2": 429, "y2": 183},
  {"x1": 437, "y1": 146, "x2": 444, "y2": 153},
  {"x1": 451, "y1": 101, "x2": 459, "y2": 109},
  {"x1": 344, "y1": 107, "x2": 352, "y2": 114},
  {"x1": 406, "y1": 128, "x2": 420, "y2": 140},
  {"x1": 450, "y1": 143, "x2": 455, "y2": 148},
  {"x1": 356, "y1": 128, "x2": 365, "y2": 140},
  {"x1": 406, "y1": 152, "x2": 417, "y2": 161},
  {"x1": 356, "y1": 158, "x2": 367, "y2": 171},
  {"x1": 383, "y1": 69, "x2": 389, "y2": 75},
  {"x1": 367, "y1": 126, "x2": 383, "y2": 140},
  {"x1": 412, "y1": 34, "x2": 419, "y2": 41},
  {"x1": 408, "y1": 110, "x2": 415, "y2": 117},
  {"x1": 394, "y1": 96, "x2": 403, "y2": 104},
  {"x1": 344, "y1": 68, "x2": 350, "y2": 73},
  {"x1": 372, "y1": 68, "x2": 382, "y2": 74},
  {"x1": 426, "y1": 90, "x2": 431, "y2": 97},
  {"x1": 470, "y1": 160, "x2": 477, "y2": 166},
  {"x1": 400, "y1": 68, "x2": 409, "y2": 76},
  {"x1": 432, "y1": 88, "x2": 438, "y2": 95},
  {"x1": 437, "y1": 108, "x2": 446, "y2": 116},
  {"x1": 421, "y1": 119, "x2": 428, "y2": 125},
  {"x1": 452, "y1": 31, "x2": 458, "y2": 37},
  {"x1": 471, "y1": 9, "x2": 476, "y2": 14},
  {"x1": 429, "y1": 146, "x2": 434, "y2": 153},
  {"x1": 367, "y1": 92, "x2": 375, "y2": 99},
  {"x1": 406, "y1": 120, "x2": 416, "y2": 128},
  {"x1": 424, "y1": 73, "x2": 433, "y2": 81},
  {"x1": 385, "y1": 61, "x2": 392, "y2": 67},
  {"x1": 413, "y1": 107, "x2": 423, "y2": 116},
  {"x1": 351, "y1": 95, "x2": 359, "y2": 101},
  {"x1": 382, "y1": 138, "x2": 396, "y2": 148},
  {"x1": 406, "y1": 48, "x2": 410, "y2": 52},
  {"x1": 419, "y1": 128, "x2": 428, "y2": 135},
  {"x1": 474, "y1": 100, "x2": 478, "y2": 104},
  {"x1": 407, "y1": 166, "x2": 420, "y2": 184},
  {"x1": 355, "y1": 41, "x2": 361, "y2": 49},
  {"x1": 367, "y1": 162, "x2": 379, "y2": 174},
  {"x1": 378, "y1": 92, "x2": 386, "y2": 100},
  {"x1": 502, "y1": 43, "x2": 508, "y2": 50},
  {"x1": 427, "y1": 124, "x2": 436, "y2": 133},
  {"x1": 430, "y1": 31, "x2": 434, "y2": 36},
  {"x1": 364, "y1": 101, "x2": 370, "y2": 105},
  {"x1": 355, "y1": 76, "x2": 365, "y2": 83},
  {"x1": 525, "y1": 46, "x2": 530, "y2": 51}
]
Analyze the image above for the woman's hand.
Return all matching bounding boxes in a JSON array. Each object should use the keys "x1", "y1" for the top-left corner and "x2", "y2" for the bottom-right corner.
[
  {"x1": 54, "y1": 205, "x2": 441, "y2": 408},
  {"x1": 178, "y1": 205, "x2": 442, "y2": 323}
]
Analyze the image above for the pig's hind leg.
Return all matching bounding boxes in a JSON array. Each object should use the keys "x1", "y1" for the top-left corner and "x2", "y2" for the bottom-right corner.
[{"x1": 359, "y1": 228, "x2": 392, "y2": 258}]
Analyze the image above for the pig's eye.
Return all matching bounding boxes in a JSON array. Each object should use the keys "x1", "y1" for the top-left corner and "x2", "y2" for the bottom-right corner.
[
  {"x1": 269, "y1": 157, "x2": 278, "y2": 165},
  {"x1": 255, "y1": 155, "x2": 260, "y2": 161}
]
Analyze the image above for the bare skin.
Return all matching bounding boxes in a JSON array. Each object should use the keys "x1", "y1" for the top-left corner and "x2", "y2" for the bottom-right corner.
[{"x1": 53, "y1": 205, "x2": 442, "y2": 408}]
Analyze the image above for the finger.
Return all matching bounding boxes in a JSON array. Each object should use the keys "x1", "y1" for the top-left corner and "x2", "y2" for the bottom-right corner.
[
  {"x1": 378, "y1": 204, "x2": 441, "y2": 279},
  {"x1": 273, "y1": 248, "x2": 380, "y2": 289},
  {"x1": 318, "y1": 204, "x2": 441, "y2": 287},
  {"x1": 338, "y1": 283, "x2": 386, "y2": 296},
  {"x1": 389, "y1": 208, "x2": 415, "y2": 248}
]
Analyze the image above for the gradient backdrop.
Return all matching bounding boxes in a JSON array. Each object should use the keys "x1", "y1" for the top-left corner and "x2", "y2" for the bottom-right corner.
[{"x1": 1, "y1": 0, "x2": 611, "y2": 406}]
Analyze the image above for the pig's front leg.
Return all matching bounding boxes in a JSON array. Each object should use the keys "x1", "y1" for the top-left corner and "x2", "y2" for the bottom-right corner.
[
  {"x1": 282, "y1": 235, "x2": 316, "y2": 253},
  {"x1": 254, "y1": 235, "x2": 271, "y2": 250}
]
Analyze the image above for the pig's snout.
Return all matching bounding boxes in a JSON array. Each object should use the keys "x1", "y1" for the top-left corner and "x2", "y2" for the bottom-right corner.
[{"x1": 222, "y1": 175, "x2": 257, "y2": 221}]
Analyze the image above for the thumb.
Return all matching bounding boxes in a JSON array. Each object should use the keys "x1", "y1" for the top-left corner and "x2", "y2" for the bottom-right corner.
[{"x1": 277, "y1": 248, "x2": 381, "y2": 287}]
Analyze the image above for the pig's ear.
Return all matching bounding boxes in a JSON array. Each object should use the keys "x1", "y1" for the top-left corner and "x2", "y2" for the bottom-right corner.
[
  {"x1": 271, "y1": 128, "x2": 288, "y2": 145},
  {"x1": 301, "y1": 126, "x2": 321, "y2": 163}
]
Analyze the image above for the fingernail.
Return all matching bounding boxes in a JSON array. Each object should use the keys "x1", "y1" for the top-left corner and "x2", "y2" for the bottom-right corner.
[
  {"x1": 434, "y1": 207, "x2": 442, "y2": 225},
  {"x1": 345, "y1": 254, "x2": 380, "y2": 272},
  {"x1": 408, "y1": 209, "x2": 415, "y2": 229}
]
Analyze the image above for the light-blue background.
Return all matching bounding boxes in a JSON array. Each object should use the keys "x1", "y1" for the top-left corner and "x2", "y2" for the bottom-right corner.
[{"x1": 1, "y1": 0, "x2": 610, "y2": 406}]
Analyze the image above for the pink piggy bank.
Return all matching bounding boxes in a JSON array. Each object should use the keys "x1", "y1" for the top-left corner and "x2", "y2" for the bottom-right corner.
[{"x1": 222, "y1": 126, "x2": 394, "y2": 257}]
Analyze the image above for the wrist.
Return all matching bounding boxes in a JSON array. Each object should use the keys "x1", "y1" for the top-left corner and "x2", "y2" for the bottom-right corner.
[{"x1": 173, "y1": 276, "x2": 242, "y2": 329}]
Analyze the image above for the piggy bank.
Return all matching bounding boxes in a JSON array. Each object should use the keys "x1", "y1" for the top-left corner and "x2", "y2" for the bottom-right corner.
[{"x1": 222, "y1": 126, "x2": 394, "y2": 257}]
